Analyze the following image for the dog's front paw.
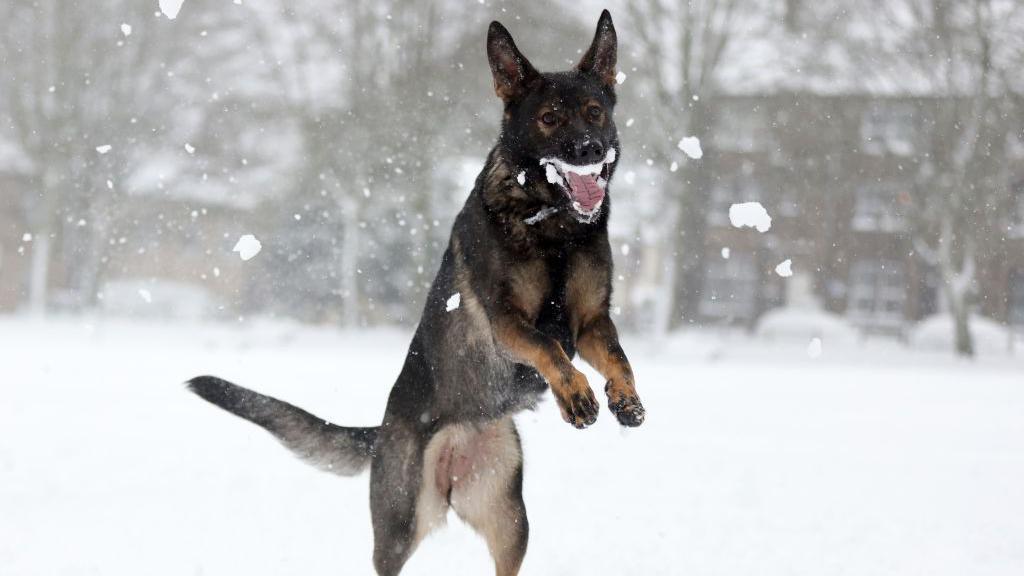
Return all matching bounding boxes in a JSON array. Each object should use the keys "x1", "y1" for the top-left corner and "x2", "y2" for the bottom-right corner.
[
  {"x1": 555, "y1": 371, "x2": 599, "y2": 429},
  {"x1": 605, "y1": 380, "x2": 645, "y2": 427}
]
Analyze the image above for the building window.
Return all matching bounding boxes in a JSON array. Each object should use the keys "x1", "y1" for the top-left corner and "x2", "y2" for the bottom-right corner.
[
  {"x1": 708, "y1": 171, "x2": 761, "y2": 227},
  {"x1": 1010, "y1": 270, "x2": 1024, "y2": 327},
  {"x1": 861, "y1": 103, "x2": 917, "y2": 156},
  {"x1": 847, "y1": 259, "x2": 906, "y2": 325},
  {"x1": 852, "y1": 182, "x2": 909, "y2": 232},
  {"x1": 700, "y1": 252, "x2": 759, "y2": 321}
]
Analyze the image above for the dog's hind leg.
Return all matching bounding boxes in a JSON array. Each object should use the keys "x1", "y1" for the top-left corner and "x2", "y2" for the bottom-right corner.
[
  {"x1": 369, "y1": 420, "x2": 448, "y2": 576},
  {"x1": 449, "y1": 418, "x2": 529, "y2": 576}
]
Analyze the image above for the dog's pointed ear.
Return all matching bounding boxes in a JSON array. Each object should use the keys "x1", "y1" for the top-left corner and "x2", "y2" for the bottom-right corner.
[
  {"x1": 487, "y1": 21, "x2": 540, "y2": 102},
  {"x1": 577, "y1": 10, "x2": 617, "y2": 87}
]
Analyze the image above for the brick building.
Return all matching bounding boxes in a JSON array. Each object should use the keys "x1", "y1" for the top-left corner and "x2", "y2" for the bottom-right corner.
[{"x1": 678, "y1": 94, "x2": 1024, "y2": 333}]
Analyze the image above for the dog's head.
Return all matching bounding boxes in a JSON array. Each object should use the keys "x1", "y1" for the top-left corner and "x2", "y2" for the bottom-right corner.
[{"x1": 488, "y1": 10, "x2": 619, "y2": 224}]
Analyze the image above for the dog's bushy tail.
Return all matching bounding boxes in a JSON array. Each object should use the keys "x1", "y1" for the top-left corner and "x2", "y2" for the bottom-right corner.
[{"x1": 187, "y1": 376, "x2": 377, "y2": 476}]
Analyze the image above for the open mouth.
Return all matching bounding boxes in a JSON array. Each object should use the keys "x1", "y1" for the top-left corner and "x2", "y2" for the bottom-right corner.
[{"x1": 539, "y1": 147, "x2": 616, "y2": 222}]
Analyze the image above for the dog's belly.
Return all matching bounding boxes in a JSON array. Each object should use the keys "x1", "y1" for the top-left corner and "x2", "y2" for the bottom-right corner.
[
  {"x1": 432, "y1": 419, "x2": 519, "y2": 496},
  {"x1": 414, "y1": 418, "x2": 522, "y2": 542}
]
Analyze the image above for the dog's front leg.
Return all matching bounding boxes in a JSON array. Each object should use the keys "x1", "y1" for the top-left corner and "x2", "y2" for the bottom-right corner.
[
  {"x1": 493, "y1": 312, "x2": 599, "y2": 429},
  {"x1": 576, "y1": 313, "x2": 645, "y2": 427}
]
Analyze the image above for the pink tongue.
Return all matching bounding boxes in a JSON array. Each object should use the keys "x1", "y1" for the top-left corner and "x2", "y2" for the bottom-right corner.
[{"x1": 565, "y1": 172, "x2": 605, "y2": 212}]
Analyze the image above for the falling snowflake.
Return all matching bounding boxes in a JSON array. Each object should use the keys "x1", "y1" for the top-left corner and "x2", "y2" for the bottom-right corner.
[
  {"x1": 445, "y1": 292, "x2": 461, "y2": 312},
  {"x1": 728, "y1": 202, "x2": 772, "y2": 233},
  {"x1": 677, "y1": 136, "x2": 703, "y2": 159},
  {"x1": 775, "y1": 259, "x2": 793, "y2": 278},
  {"x1": 232, "y1": 234, "x2": 262, "y2": 261},
  {"x1": 159, "y1": 0, "x2": 185, "y2": 20}
]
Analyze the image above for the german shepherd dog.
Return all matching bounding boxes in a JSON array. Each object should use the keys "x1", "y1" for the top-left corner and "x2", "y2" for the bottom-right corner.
[{"x1": 188, "y1": 10, "x2": 644, "y2": 575}]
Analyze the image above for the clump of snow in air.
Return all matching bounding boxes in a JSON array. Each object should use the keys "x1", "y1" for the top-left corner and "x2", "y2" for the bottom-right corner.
[
  {"x1": 621, "y1": 243, "x2": 630, "y2": 256},
  {"x1": 807, "y1": 337, "x2": 823, "y2": 359},
  {"x1": 445, "y1": 292, "x2": 461, "y2": 312},
  {"x1": 669, "y1": 161, "x2": 679, "y2": 172},
  {"x1": 120, "y1": 23, "x2": 132, "y2": 36},
  {"x1": 159, "y1": 0, "x2": 185, "y2": 19},
  {"x1": 721, "y1": 247, "x2": 730, "y2": 259},
  {"x1": 138, "y1": 289, "x2": 152, "y2": 304},
  {"x1": 775, "y1": 259, "x2": 793, "y2": 278},
  {"x1": 729, "y1": 202, "x2": 772, "y2": 233},
  {"x1": 615, "y1": 71, "x2": 627, "y2": 85},
  {"x1": 184, "y1": 143, "x2": 195, "y2": 154},
  {"x1": 544, "y1": 163, "x2": 561, "y2": 185},
  {"x1": 232, "y1": 234, "x2": 262, "y2": 261},
  {"x1": 516, "y1": 171, "x2": 526, "y2": 186},
  {"x1": 22, "y1": 233, "x2": 33, "y2": 242},
  {"x1": 677, "y1": 136, "x2": 703, "y2": 159},
  {"x1": 95, "y1": 145, "x2": 112, "y2": 154},
  {"x1": 625, "y1": 118, "x2": 634, "y2": 127}
]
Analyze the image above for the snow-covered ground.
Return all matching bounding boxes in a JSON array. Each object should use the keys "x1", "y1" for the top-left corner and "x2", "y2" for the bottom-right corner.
[{"x1": 2, "y1": 316, "x2": 1023, "y2": 575}]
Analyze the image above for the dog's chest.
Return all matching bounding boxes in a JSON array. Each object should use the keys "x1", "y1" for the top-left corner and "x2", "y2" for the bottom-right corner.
[{"x1": 506, "y1": 252, "x2": 570, "y2": 323}]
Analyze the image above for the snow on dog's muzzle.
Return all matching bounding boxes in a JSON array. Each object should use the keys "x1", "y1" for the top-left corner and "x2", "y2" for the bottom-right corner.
[{"x1": 540, "y1": 148, "x2": 616, "y2": 221}]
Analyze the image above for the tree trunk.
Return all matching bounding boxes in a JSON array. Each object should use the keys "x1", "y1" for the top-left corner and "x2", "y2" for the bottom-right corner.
[
  {"x1": 28, "y1": 232, "x2": 50, "y2": 315},
  {"x1": 950, "y1": 295, "x2": 975, "y2": 358},
  {"x1": 666, "y1": 107, "x2": 711, "y2": 331},
  {"x1": 651, "y1": 205, "x2": 679, "y2": 337},
  {"x1": 340, "y1": 196, "x2": 360, "y2": 329}
]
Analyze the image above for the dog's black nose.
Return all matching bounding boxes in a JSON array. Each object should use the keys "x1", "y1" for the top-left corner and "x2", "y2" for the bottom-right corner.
[{"x1": 571, "y1": 141, "x2": 604, "y2": 163}]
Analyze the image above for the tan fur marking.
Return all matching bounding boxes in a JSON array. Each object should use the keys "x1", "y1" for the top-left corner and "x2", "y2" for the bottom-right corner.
[
  {"x1": 493, "y1": 314, "x2": 597, "y2": 427},
  {"x1": 506, "y1": 260, "x2": 548, "y2": 321},
  {"x1": 535, "y1": 104, "x2": 560, "y2": 136},
  {"x1": 565, "y1": 253, "x2": 610, "y2": 338},
  {"x1": 493, "y1": 317, "x2": 570, "y2": 386},
  {"x1": 577, "y1": 315, "x2": 631, "y2": 384},
  {"x1": 452, "y1": 251, "x2": 495, "y2": 349},
  {"x1": 581, "y1": 98, "x2": 607, "y2": 126},
  {"x1": 565, "y1": 252, "x2": 642, "y2": 424}
]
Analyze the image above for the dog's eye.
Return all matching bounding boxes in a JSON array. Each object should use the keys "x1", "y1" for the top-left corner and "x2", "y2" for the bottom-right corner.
[
  {"x1": 587, "y1": 105, "x2": 602, "y2": 120},
  {"x1": 540, "y1": 112, "x2": 557, "y2": 126}
]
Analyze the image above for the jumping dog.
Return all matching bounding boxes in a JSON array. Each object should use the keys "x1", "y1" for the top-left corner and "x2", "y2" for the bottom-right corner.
[{"x1": 189, "y1": 10, "x2": 644, "y2": 575}]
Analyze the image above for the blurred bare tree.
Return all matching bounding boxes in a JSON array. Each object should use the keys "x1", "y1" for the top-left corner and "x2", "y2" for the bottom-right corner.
[
  {"x1": 1, "y1": 0, "x2": 179, "y2": 312},
  {"x1": 835, "y1": 0, "x2": 1024, "y2": 356}
]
